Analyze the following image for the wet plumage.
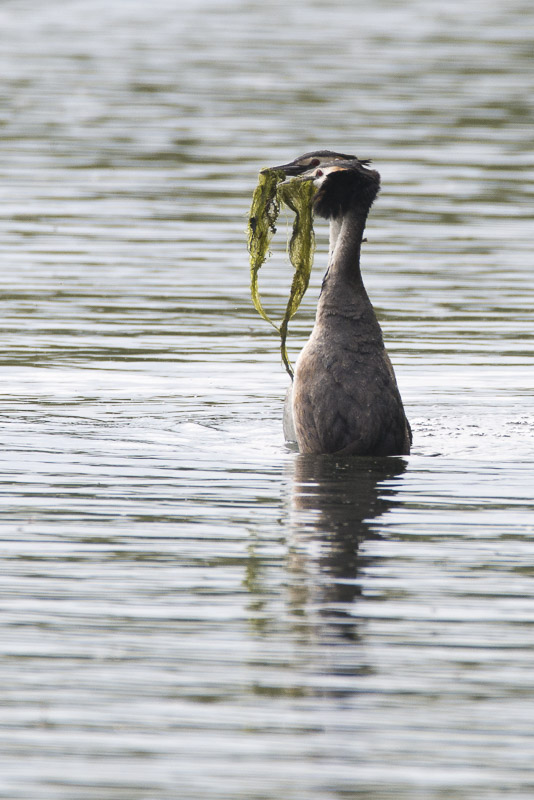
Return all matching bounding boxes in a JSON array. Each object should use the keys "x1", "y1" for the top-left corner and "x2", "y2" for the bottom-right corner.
[{"x1": 269, "y1": 152, "x2": 411, "y2": 456}]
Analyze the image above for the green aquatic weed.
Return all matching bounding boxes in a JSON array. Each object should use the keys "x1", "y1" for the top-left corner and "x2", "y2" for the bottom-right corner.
[
  {"x1": 248, "y1": 169, "x2": 316, "y2": 379},
  {"x1": 247, "y1": 168, "x2": 283, "y2": 330}
]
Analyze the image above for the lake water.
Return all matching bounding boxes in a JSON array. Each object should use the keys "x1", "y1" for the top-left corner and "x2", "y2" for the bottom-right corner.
[{"x1": 1, "y1": 0, "x2": 533, "y2": 798}]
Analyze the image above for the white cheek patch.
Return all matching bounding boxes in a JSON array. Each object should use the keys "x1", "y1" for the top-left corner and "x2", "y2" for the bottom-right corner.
[{"x1": 313, "y1": 165, "x2": 343, "y2": 186}]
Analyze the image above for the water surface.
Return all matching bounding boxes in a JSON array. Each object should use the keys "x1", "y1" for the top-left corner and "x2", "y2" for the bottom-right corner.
[{"x1": 1, "y1": 0, "x2": 534, "y2": 798}]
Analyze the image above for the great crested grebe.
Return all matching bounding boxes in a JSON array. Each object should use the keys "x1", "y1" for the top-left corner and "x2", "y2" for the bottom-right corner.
[{"x1": 269, "y1": 153, "x2": 411, "y2": 456}]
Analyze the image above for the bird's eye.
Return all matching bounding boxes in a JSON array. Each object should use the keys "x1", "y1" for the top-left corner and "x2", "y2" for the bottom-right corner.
[{"x1": 310, "y1": 158, "x2": 320, "y2": 167}]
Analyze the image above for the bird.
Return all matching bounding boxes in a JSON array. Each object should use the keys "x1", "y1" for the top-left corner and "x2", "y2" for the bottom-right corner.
[
  {"x1": 265, "y1": 149, "x2": 361, "y2": 177},
  {"x1": 267, "y1": 152, "x2": 411, "y2": 457}
]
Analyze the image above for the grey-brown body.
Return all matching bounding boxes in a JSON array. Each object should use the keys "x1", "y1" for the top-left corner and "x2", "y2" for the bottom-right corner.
[{"x1": 273, "y1": 154, "x2": 411, "y2": 456}]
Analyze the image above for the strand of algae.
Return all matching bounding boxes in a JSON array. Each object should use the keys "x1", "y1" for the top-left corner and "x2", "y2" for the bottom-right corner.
[
  {"x1": 248, "y1": 169, "x2": 316, "y2": 379},
  {"x1": 247, "y1": 169, "x2": 283, "y2": 329}
]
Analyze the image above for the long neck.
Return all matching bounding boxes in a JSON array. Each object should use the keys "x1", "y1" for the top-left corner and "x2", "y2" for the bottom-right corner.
[
  {"x1": 324, "y1": 206, "x2": 368, "y2": 289},
  {"x1": 315, "y1": 205, "x2": 383, "y2": 342},
  {"x1": 328, "y1": 218, "x2": 342, "y2": 260}
]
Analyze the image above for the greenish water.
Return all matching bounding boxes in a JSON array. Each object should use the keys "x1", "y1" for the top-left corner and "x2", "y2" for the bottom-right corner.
[{"x1": 1, "y1": 0, "x2": 534, "y2": 798}]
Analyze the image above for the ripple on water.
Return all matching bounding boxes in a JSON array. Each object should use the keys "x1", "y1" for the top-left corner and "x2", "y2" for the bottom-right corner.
[{"x1": 1, "y1": 0, "x2": 534, "y2": 798}]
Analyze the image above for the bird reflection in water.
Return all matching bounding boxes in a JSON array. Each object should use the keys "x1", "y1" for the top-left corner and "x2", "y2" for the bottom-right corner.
[{"x1": 286, "y1": 454, "x2": 407, "y2": 638}]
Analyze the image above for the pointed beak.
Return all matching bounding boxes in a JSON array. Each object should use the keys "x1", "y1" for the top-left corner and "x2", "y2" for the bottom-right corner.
[{"x1": 260, "y1": 161, "x2": 306, "y2": 177}]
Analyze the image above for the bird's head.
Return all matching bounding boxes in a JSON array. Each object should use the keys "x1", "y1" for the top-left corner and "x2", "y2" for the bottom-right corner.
[
  {"x1": 261, "y1": 149, "x2": 359, "y2": 177},
  {"x1": 283, "y1": 159, "x2": 381, "y2": 220}
]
